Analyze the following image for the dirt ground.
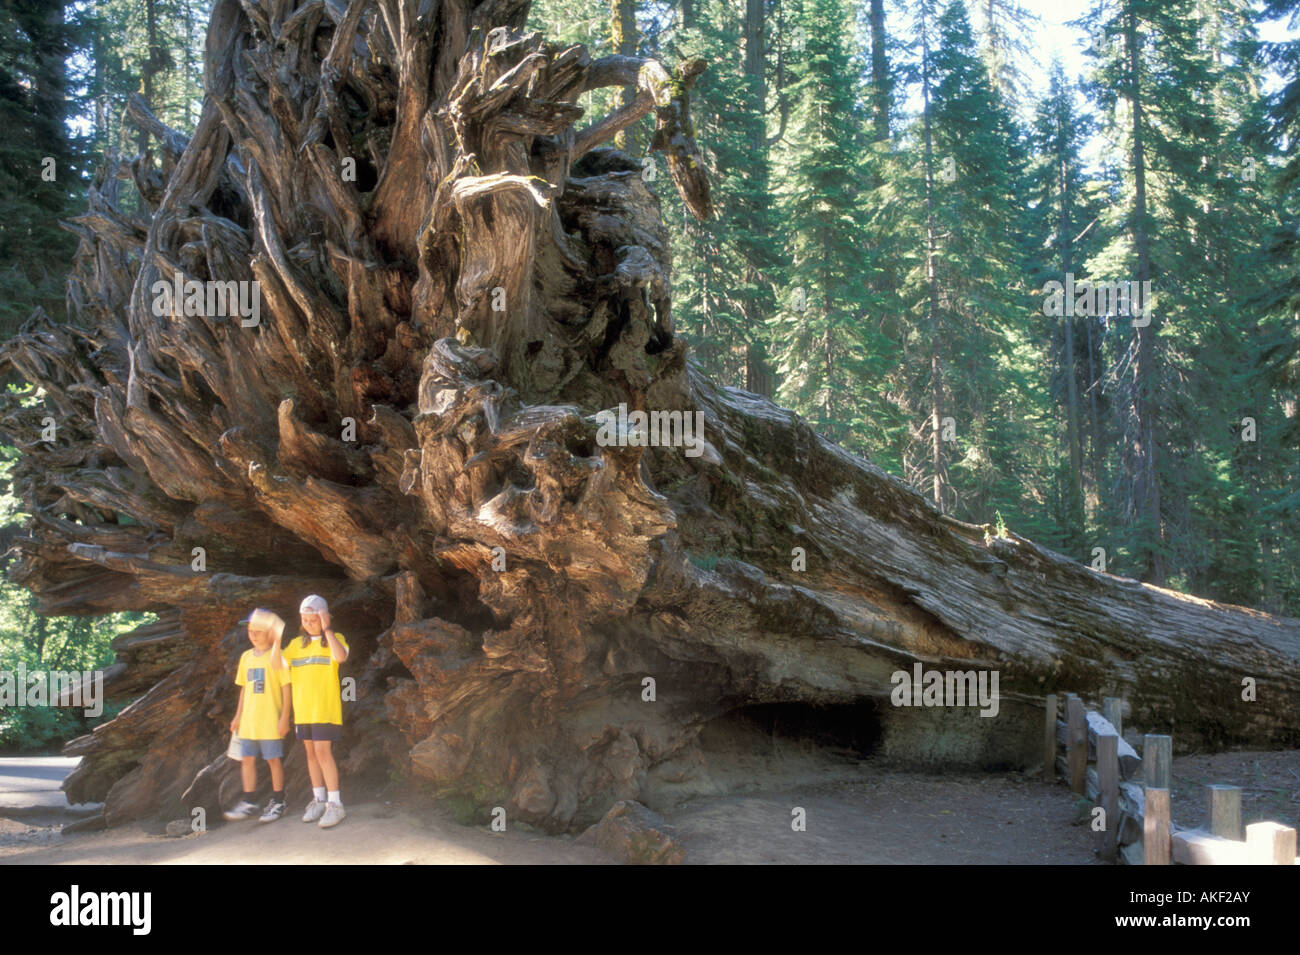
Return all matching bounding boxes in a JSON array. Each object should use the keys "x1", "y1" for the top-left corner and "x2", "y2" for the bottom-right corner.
[
  {"x1": 0, "y1": 772, "x2": 1095, "y2": 865},
  {"x1": 1167, "y1": 750, "x2": 1300, "y2": 833},
  {"x1": 0, "y1": 760, "x2": 1100, "y2": 865},
  {"x1": 666, "y1": 769, "x2": 1101, "y2": 864},
  {"x1": 2, "y1": 749, "x2": 1294, "y2": 864},
  {"x1": 0, "y1": 801, "x2": 614, "y2": 865}
]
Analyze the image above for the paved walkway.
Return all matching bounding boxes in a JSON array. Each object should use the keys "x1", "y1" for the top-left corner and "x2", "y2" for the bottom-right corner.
[{"x1": 0, "y1": 756, "x2": 100, "y2": 816}]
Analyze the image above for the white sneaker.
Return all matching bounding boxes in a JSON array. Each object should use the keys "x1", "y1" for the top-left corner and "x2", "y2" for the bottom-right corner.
[
  {"x1": 301, "y1": 799, "x2": 327, "y2": 823},
  {"x1": 318, "y1": 802, "x2": 346, "y2": 828},
  {"x1": 259, "y1": 799, "x2": 286, "y2": 823},
  {"x1": 223, "y1": 800, "x2": 258, "y2": 822}
]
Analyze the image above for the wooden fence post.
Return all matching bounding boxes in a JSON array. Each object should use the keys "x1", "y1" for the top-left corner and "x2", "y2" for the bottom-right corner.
[
  {"x1": 1098, "y1": 732, "x2": 1119, "y2": 861},
  {"x1": 1043, "y1": 693, "x2": 1057, "y2": 781},
  {"x1": 1143, "y1": 734, "x2": 1171, "y2": 790},
  {"x1": 1207, "y1": 784, "x2": 1242, "y2": 841},
  {"x1": 1145, "y1": 788, "x2": 1170, "y2": 865},
  {"x1": 1246, "y1": 821, "x2": 1296, "y2": 865},
  {"x1": 1067, "y1": 695, "x2": 1087, "y2": 795},
  {"x1": 1103, "y1": 697, "x2": 1123, "y2": 737}
]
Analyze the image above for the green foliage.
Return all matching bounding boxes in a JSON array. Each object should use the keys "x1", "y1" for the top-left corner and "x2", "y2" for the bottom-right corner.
[
  {"x1": 687, "y1": 550, "x2": 719, "y2": 571},
  {"x1": 0, "y1": 697, "x2": 129, "y2": 753},
  {"x1": 1, "y1": 0, "x2": 1299, "y2": 620},
  {"x1": 0, "y1": 0, "x2": 87, "y2": 332},
  {"x1": 524, "y1": 0, "x2": 1300, "y2": 613},
  {"x1": 767, "y1": 0, "x2": 902, "y2": 462},
  {"x1": 1076, "y1": 0, "x2": 1296, "y2": 599},
  {"x1": 0, "y1": 422, "x2": 155, "y2": 750},
  {"x1": 655, "y1": 0, "x2": 780, "y2": 389},
  {"x1": 0, "y1": 573, "x2": 151, "y2": 749}
]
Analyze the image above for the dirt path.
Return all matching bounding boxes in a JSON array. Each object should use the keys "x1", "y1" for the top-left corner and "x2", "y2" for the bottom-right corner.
[
  {"x1": 3, "y1": 749, "x2": 1294, "y2": 864},
  {"x1": 666, "y1": 770, "x2": 1100, "y2": 864},
  {"x1": 1167, "y1": 750, "x2": 1300, "y2": 832},
  {"x1": 0, "y1": 776, "x2": 1096, "y2": 865},
  {"x1": 0, "y1": 756, "x2": 83, "y2": 810},
  {"x1": 0, "y1": 801, "x2": 613, "y2": 865},
  {"x1": 0, "y1": 763, "x2": 1098, "y2": 865}
]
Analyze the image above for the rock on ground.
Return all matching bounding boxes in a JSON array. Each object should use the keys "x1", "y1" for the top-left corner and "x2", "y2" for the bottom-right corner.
[{"x1": 581, "y1": 800, "x2": 685, "y2": 865}]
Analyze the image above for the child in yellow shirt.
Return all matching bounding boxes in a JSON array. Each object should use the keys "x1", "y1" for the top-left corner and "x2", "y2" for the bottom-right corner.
[
  {"x1": 225, "y1": 608, "x2": 292, "y2": 823},
  {"x1": 271, "y1": 594, "x2": 349, "y2": 828}
]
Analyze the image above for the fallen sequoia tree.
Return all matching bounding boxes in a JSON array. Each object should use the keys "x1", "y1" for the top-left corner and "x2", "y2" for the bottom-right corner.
[{"x1": 1, "y1": 0, "x2": 1298, "y2": 832}]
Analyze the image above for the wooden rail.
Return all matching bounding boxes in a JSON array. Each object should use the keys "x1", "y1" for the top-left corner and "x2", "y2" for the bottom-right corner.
[{"x1": 1043, "y1": 693, "x2": 1297, "y2": 865}]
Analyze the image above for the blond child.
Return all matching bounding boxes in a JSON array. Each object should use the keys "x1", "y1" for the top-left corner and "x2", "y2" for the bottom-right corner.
[
  {"x1": 225, "y1": 608, "x2": 292, "y2": 823},
  {"x1": 271, "y1": 594, "x2": 349, "y2": 828}
]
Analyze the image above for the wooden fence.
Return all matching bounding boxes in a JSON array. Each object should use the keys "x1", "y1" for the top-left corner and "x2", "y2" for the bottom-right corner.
[{"x1": 1044, "y1": 692, "x2": 1298, "y2": 865}]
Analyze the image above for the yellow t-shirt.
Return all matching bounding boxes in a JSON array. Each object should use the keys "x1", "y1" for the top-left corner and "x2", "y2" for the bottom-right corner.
[
  {"x1": 235, "y1": 648, "x2": 291, "y2": 741},
  {"x1": 282, "y1": 633, "x2": 348, "y2": 725}
]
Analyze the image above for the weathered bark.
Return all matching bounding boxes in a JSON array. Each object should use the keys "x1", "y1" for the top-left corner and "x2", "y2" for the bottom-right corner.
[{"x1": 0, "y1": 0, "x2": 1297, "y2": 834}]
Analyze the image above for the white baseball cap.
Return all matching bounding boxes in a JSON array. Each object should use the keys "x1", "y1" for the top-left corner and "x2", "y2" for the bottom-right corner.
[{"x1": 299, "y1": 594, "x2": 329, "y2": 615}]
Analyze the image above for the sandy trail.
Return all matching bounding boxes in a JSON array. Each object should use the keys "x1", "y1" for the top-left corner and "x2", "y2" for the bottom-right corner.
[
  {"x1": 0, "y1": 800, "x2": 612, "y2": 865},
  {"x1": 0, "y1": 764, "x2": 1097, "y2": 865},
  {"x1": 668, "y1": 771, "x2": 1101, "y2": 864},
  {"x1": 3, "y1": 749, "x2": 1294, "y2": 864}
]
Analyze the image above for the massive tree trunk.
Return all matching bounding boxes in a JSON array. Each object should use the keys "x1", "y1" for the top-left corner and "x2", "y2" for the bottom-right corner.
[{"x1": 1, "y1": 0, "x2": 1297, "y2": 833}]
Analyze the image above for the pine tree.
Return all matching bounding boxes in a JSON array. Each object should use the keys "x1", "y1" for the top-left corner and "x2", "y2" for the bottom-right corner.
[
  {"x1": 973, "y1": 0, "x2": 1038, "y2": 109},
  {"x1": 1080, "y1": 0, "x2": 1197, "y2": 583},
  {"x1": 1080, "y1": 0, "x2": 1285, "y2": 593},
  {"x1": 1254, "y1": 0, "x2": 1300, "y2": 610},
  {"x1": 885, "y1": 0, "x2": 1030, "y2": 515},
  {"x1": 651, "y1": 0, "x2": 779, "y2": 388},
  {"x1": 0, "y1": 0, "x2": 85, "y2": 333},
  {"x1": 1025, "y1": 60, "x2": 1100, "y2": 555},
  {"x1": 767, "y1": 0, "x2": 896, "y2": 458}
]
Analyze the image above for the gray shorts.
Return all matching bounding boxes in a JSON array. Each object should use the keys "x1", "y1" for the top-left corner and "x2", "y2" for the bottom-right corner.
[{"x1": 238, "y1": 737, "x2": 285, "y2": 759}]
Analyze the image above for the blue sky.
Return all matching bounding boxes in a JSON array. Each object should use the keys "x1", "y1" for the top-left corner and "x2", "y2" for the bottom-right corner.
[{"x1": 1022, "y1": 0, "x2": 1299, "y2": 100}]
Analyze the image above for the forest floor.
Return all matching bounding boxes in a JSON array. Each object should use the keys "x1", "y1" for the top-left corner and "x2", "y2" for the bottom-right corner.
[
  {"x1": 3, "y1": 747, "x2": 1294, "y2": 864},
  {"x1": 0, "y1": 768, "x2": 1094, "y2": 865}
]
